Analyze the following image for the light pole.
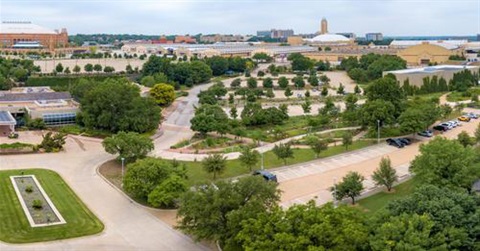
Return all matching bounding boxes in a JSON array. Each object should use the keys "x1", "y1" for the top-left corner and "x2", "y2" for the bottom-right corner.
[
  {"x1": 261, "y1": 152, "x2": 265, "y2": 170},
  {"x1": 333, "y1": 177, "x2": 337, "y2": 208},
  {"x1": 121, "y1": 157, "x2": 125, "y2": 187},
  {"x1": 377, "y1": 120, "x2": 380, "y2": 144}
]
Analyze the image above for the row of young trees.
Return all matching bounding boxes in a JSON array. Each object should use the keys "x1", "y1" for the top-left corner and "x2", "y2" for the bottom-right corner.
[
  {"x1": 176, "y1": 136, "x2": 480, "y2": 250},
  {"x1": 53, "y1": 63, "x2": 116, "y2": 75}
]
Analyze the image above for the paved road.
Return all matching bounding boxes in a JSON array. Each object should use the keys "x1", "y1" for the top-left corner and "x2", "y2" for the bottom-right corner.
[{"x1": 0, "y1": 136, "x2": 208, "y2": 251}]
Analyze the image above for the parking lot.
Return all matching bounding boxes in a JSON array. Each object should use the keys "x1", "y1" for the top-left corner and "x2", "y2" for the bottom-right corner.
[{"x1": 277, "y1": 108, "x2": 480, "y2": 208}]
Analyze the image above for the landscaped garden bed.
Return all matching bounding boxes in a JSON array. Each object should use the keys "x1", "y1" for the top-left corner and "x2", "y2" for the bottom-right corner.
[
  {"x1": 10, "y1": 175, "x2": 66, "y2": 227},
  {"x1": 0, "y1": 169, "x2": 104, "y2": 243}
]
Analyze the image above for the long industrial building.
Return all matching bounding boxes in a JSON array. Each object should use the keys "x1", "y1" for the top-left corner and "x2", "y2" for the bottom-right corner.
[{"x1": 0, "y1": 21, "x2": 68, "y2": 51}]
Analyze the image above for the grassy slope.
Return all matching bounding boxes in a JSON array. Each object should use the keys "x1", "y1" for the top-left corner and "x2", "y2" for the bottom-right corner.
[
  {"x1": 0, "y1": 169, "x2": 104, "y2": 243},
  {"x1": 357, "y1": 177, "x2": 420, "y2": 215}
]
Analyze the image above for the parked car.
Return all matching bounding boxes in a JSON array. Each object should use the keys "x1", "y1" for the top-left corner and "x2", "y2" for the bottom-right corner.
[
  {"x1": 418, "y1": 130, "x2": 433, "y2": 137},
  {"x1": 386, "y1": 138, "x2": 405, "y2": 148},
  {"x1": 464, "y1": 113, "x2": 479, "y2": 119},
  {"x1": 448, "y1": 120, "x2": 461, "y2": 127},
  {"x1": 440, "y1": 122, "x2": 453, "y2": 130},
  {"x1": 458, "y1": 116, "x2": 471, "y2": 122},
  {"x1": 253, "y1": 170, "x2": 278, "y2": 182},
  {"x1": 433, "y1": 125, "x2": 448, "y2": 132},
  {"x1": 398, "y1": 138, "x2": 411, "y2": 145}
]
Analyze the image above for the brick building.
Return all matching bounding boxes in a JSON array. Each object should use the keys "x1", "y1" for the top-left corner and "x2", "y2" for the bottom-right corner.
[{"x1": 0, "y1": 21, "x2": 68, "y2": 51}]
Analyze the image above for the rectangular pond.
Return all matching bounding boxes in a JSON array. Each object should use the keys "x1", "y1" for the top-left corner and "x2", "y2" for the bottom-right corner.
[{"x1": 10, "y1": 175, "x2": 66, "y2": 227}]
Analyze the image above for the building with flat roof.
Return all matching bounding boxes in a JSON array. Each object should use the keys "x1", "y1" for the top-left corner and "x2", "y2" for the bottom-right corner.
[
  {"x1": 384, "y1": 65, "x2": 480, "y2": 87},
  {"x1": 0, "y1": 110, "x2": 16, "y2": 136},
  {"x1": 366, "y1": 33, "x2": 383, "y2": 41},
  {"x1": 397, "y1": 43, "x2": 454, "y2": 65},
  {"x1": 0, "y1": 21, "x2": 68, "y2": 51},
  {"x1": 0, "y1": 87, "x2": 79, "y2": 128}
]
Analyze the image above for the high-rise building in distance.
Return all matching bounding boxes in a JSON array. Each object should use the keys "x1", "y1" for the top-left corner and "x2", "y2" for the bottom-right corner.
[
  {"x1": 365, "y1": 33, "x2": 383, "y2": 41},
  {"x1": 320, "y1": 18, "x2": 328, "y2": 34}
]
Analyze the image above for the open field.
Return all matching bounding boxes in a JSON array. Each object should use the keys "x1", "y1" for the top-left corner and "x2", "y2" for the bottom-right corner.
[{"x1": 0, "y1": 169, "x2": 104, "y2": 243}]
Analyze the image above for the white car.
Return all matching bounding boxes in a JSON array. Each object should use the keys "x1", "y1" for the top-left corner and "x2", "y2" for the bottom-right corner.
[
  {"x1": 440, "y1": 122, "x2": 453, "y2": 130},
  {"x1": 448, "y1": 120, "x2": 459, "y2": 127}
]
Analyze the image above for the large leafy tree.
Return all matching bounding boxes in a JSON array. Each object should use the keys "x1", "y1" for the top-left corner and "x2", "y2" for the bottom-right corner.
[
  {"x1": 372, "y1": 156, "x2": 397, "y2": 191},
  {"x1": 147, "y1": 175, "x2": 187, "y2": 208},
  {"x1": 374, "y1": 185, "x2": 480, "y2": 250},
  {"x1": 237, "y1": 202, "x2": 369, "y2": 251},
  {"x1": 80, "y1": 78, "x2": 162, "y2": 133},
  {"x1": 398, "y1": 107, "x2": 428, "y2": 136},
  {"x1": 366, "y1": 77, "x2": 406, "y2": 115},
  {"x1": 177, "y1": 176, "x2": 280, "y2": 248},
  {"x1": 149, "y1": 83, "x2": 175, "y2": 106},
  {"x1": 410, "y1": 137, "x2": 480, "y2": 191},
  {"x1": 102, "y1": 131, "x2": 154, "y2": 162},
  {"x1": 331, "y1": 171, "x2": 364, "y2": 204},
  {"x1": 190, "y1": 104, "x2": 230, "y2": 136},
  {"x1": 359, "y1": 99, "x2": 396, "y2": 127}
]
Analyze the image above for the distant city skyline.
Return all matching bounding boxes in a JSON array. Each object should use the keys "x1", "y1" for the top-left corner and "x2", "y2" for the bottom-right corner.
[{"x1": 1, "y1": 0, "x2": 479, "y2": 36}]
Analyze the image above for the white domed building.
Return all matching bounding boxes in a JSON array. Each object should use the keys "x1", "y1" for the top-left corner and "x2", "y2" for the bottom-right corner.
[{"x1": 306, "y1": 33, "x2": 353, "y2": 45}]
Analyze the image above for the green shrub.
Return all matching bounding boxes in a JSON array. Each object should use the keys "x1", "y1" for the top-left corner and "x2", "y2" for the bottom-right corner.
[
  {"x1": 32, "y1": 199, "x2": 43, "y2": 209},
  {"x1": 25, "y1": 186, "x2": 33, "y2": 193}
]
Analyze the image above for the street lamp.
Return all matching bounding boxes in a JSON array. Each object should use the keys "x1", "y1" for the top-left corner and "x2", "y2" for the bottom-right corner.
[
  {"x1": 377, "y1": 120, "x2": 381, "y2": 144},
  {"x1": 261, "y1": 152, "x2": 265, "y2": 170},
  {"x1": 333, "y1": 177, "x2": 338, "y2": 208},
  {"x1": 121, "y1": 157, "x2": 125, "y2": 187}
]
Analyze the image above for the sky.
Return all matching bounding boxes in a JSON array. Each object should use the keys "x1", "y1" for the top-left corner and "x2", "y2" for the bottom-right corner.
[{"x1": 1, "y1": 0, "x2": 479, "y2": 36}]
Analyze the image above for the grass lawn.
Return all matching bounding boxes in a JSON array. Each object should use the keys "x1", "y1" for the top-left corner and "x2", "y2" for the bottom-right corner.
[
  {"x1": 357, "y1": 177, "x2": 420, "y2": 215},
  {"x1": 168, "y1": 140, "x2": 375, "y2": 186},
  {"x1": 0, "y1": 169, "x2": 104, "y2": 243}
]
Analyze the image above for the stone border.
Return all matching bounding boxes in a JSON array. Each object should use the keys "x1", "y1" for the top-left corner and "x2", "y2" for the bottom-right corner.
[{"x1": 10, "y1": 175, "x2": 67, "y2": 227}]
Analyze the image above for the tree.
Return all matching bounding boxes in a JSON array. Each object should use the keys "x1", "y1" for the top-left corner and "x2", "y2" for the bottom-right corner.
[
  {"x1": 457, "y1": 131, "x2": 474, "y2": 147},
  {"x1": 93, "y1": 64, "x2": 102, "y2": 72},
  {"x1": 64, "y1": 67, "x2": 71, "y2": 74},
  {"x1": 398, "y1": 107, "x2": 427, "y2": 136},
  {"x1": 331, "y1": 171, "x2": 364, "y2": 204},
  {"x1": 291, "y1": 56, "x2": 314, "y2": 71},
  {"x1": 265, "y1": 88, "x2": 275, "y2": 99},
  {"x1": 150, "y1": 83, "x2": 175, "y2": 106},
  {"x1": 474, "y1": 123, "x2": 480, "y2": 143},
  {"x1": 272, "y1": 143, "x2": 294, "y2": 165},
  {"x1": 237, "y1": 202, "x2": 369, "y2": 251},
  {"x1": 284, "y1": 86, "x2": 293, "y2": 99},
  {"x1": 55, "y1": 63, "x2": 64, "y2": 73},
  {"x1": 123, "y1": 158, "x2": 184, "y2": 200},
  {"x1": 80, "y1": 79, "x2": 161, "y2": 133},
  {"x1": 141, "y1": 76, "x2": 155, "y2": 87},
  {"x1": 342, "y1": 131, "x2": 353, "y2": 150},
  {"x1": 278, "y1": 76, "x2": 289, "y2": 89},
  {"x1": 102, "y1": 131, "x2": 154, "y2": 162},
  {"x1": 39, "y1": 132, "x2": 66, "y2": 152},
  {"x1": 73, "y1": 65, "x2": 81, "y2": 74},
  {"x1": 321, "y1": 86, "x2": 328, "y2": 96},
  {"x1": 177, "y1": 176, "x2": 280, "y2": 247},
  {"x1": 247, "y1": 77, "x2": 257, "y2": 88},
  {"x1": 354, "y1": 84, "x2": 361, "y2": 95},
  {"x1": 337, "y1": 83, "x2": 345, "y2": 95},
  {"x1": 238, "y1": 147, "x2": 261, "y2": 171},
  {"x1": 410, "y1": 137, "x2": 480, "y2": 191},
  {"x1": 305, "y1": 90, "x2": 310, "y2": 98},
  {"x1": 262, "y1": 77, "x2": 273, "y2": 88},
  {"x1": 84, "y1": 63, "x2": 93, "y2": 72},
  {"x1": 230, "y1": 78, "x2": 241, "y2": 89},
  {"x1": 301, "y1": 99, "x2": 311, "y2": 114},
  {"x1": 292, "y1": 75, "x2": 305, "y2": 89},
  {"x1": 307, "y1": 136, "x2": 328, "y2": 158},
  {"x1": 147, "y1": 175, "x2": 187, "y2": 208},
  {"x1": 190, "y1": 104, "x2": 230, "y2": 136},
  {"x1": 359, "y1": 99, "x2": 396, "y2": 127},
  {"x1": 252, "y1": 52, "x2": 273, "y2": 63},
  {"x1": 204, "y1": 56, "x2": 228, "y2": 76},
  {"x1": 230, "y1": 106, "x2": 238, "y2": 119},
  {"x1": 308, "y1": 74, "x2": 319, "y2": 87},
  {"x1": 103, "y1": 66, "x2": 115, "y2": 73},
  {"x1": 202, "y1": 154, "x2": 227, "y2": 180},
  {"x1": 372, "y1": 156, "x2": 397, "y2": 191},
  {"x1": 366, "y1": 77, "x2": 406, "y2": 115},
  {"x1": 319, "y1": 75, "x2": 330, "y2": 85}
]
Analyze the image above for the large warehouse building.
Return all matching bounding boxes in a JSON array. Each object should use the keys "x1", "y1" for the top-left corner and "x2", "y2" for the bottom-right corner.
[{"x1": 0, "y1": 21, "x2": 68, "y2": 51}]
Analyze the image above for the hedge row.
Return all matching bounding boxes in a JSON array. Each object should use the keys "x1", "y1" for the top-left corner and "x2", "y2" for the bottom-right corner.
[{"x1": 25, "y1": 75, "x2": 126, "y2": 87}]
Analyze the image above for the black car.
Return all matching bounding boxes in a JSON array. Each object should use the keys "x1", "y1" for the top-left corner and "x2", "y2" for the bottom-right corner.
[
  {"x1": 398, "y1": 138, "x2": 411, "y2": 145},
  {"x1": 386, "y1": 138, "x2": 405, "y2": 148},
  {"x1": 433, "y1": 125, "x2": 448, "y2": 132},
  {"x1": 253, "y1": 170, "x2": 278, "y2": 182}
]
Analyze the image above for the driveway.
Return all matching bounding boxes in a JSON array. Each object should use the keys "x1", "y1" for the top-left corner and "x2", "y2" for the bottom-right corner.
[{"x1": 0, "y1": 136, "x2": 208, "y2": 251}]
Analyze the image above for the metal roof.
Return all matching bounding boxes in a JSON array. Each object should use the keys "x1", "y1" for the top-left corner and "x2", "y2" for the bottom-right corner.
[
  {"x1": 0, "y1": 21, "x2": 57, "y2": 35},
  {"x1": 0, "y1": 92, "x2": 72, "y2": 102},
  {"x1": 0, "y1": 111, "x2": 16, "y2": 125}
]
